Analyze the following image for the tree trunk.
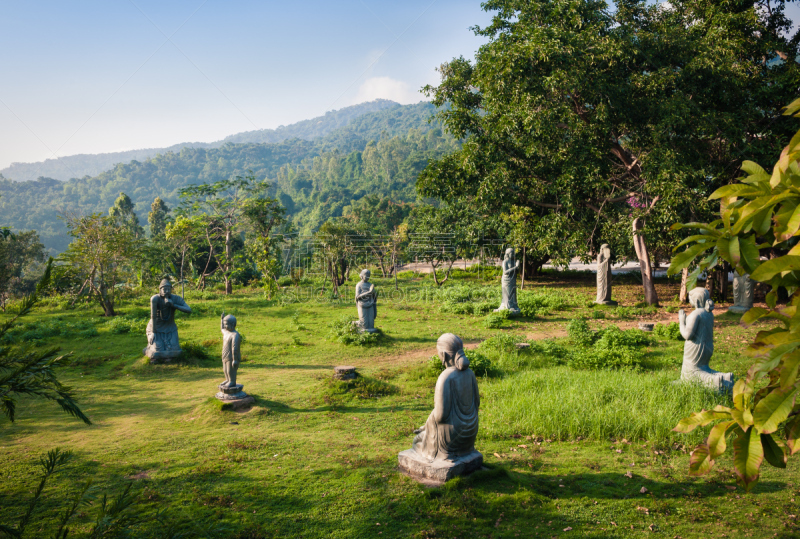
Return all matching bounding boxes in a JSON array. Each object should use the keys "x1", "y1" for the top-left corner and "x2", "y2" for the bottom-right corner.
[
  {"x1": 521, "y1": 247, "x2": 526, "y2": 291},
  {"x1": 720, "y1": 262, "x2": 730, "y2": 303},
  {"x1": 633, "y1": 217, "x2": 659, "y2": 306},
  {"x1": 679, "y1": 267, "x2": 689, "y2": 303},
  {"x1": 225, "y1": 230, "x2": 233, "y2": 295}
]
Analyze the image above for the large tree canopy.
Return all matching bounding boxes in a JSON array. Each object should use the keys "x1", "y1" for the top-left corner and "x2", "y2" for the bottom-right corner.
[{"x1": 419, "y1": 0, "x2": 800, "y2": 275}]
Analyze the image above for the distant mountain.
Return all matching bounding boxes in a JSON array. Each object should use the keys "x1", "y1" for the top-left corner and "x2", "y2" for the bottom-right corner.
[
  {"x1": 0, "y1": 99, "x2": 401, "y2": 182},
  {"x1": 0, "y1": 101, "x2": 456, "y2": 253}
]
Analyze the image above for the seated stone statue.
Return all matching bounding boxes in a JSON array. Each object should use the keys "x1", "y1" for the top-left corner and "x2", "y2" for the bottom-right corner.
[
  {"x1": 678, "y1": 287, "x2": 734, "y2": 392},
  {"x1": 398, "y1": 333, "x2": 482, "y2": 483},
  {"x1": 143, "y1": 279, "x2": 191, "y2": 362}
]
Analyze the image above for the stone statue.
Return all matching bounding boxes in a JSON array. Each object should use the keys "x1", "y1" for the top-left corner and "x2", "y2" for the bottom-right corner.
[
  {"x1": 495, "y1": 248, "x2": 521, "y2": 315},
  {"x1": 143, "y1": 279, "x2": 191, "y2": 362},
  {"x1": 355, "y1": 269, "x2": 378, "y2": 333},
  {"x1": 220, "y1": 312, "x2": 241, "y2": 387},
  {"x1": 729, "y1": 271, "x2": 754, "y2": 314},
  {"x1": 595, "y1": 244, "x2": 617, "y2": 305},
  {"x1": 398, "y1": 333, "x2": 482, "y2": 483},
  {"x1": 215, "y1": 311, "x2": 253, "y2": 408},
  {"x1": 678, "y1": 287, "x2": 734, "y2": 392}
]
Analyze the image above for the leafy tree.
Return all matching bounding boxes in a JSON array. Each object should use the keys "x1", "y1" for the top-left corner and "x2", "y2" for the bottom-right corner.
[
  {"x1": 345, "y1": 195, "x2": 412, "y2": 277},
  {"x1": 108, "y1": 192, "x2": 145, "y2": 239},
  {"x1": 58, "y1": 213, "x2": 141, "y2": 316},
  {"x1": 407, "y1": 204, "x2": 475, "y2": 286},
  {"x1": 314, "y1": 218, "x2": 361, "y2": 297},
  {"x1": 178, "y1": 174, "x2": 273, "y2": 295},
  {"x1": 419, "y1": 0, "x2": 800, "y2": 305},
  {"x1": 148, "y1": 196, "x2": 171, "y2": 238},
  {"x1": 0, "y1": 229, "x2": 47, "y2": 311},
  {"x1": 0, "y1": 260, "x2": 90, "y2": 425},
  {"x1": 164, "y1": 215, "x2": 206, "y2": 297},
  {"x1": 242, "y1": 195, "x2": 287, "y2": 298},
  {"x1": 669, "y1": 101, "x2": 800, "y2": 491}
]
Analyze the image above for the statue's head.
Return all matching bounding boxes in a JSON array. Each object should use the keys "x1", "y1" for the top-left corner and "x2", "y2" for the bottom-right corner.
[
  {"x1": 437, "y1": 333, "x2": 469, "y2": 371},
  {"x1": 360, "y1": 269, "x2": 371, "y2": 282},
  {"x1": 159, "y1": 279, "x2": 172, "y2": 297},
  {"x1": 504, "y1": 247, "x2": 514, "y2": 260},
  {"x1": 223, "y1": 314, "x2": 237, "y2": 330},
  {"x1": 688, "y1": 287, "x2": 709, "y2": 309},
  {"x1": 600, "y1": 243, "x2": 610, "y2": 252}
]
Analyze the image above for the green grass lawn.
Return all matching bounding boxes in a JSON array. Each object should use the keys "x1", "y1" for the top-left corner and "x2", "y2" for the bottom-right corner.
[{"x1": 1, "y1": 269, "x2": 798, "y2": 538}]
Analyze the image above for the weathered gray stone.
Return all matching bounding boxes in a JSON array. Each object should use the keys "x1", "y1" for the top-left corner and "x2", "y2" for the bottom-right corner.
[
  {"x1": 595, "y1": 244, "x2": 617, "y2": 306},
  {"x1": 216, "y1": 383, "x2": 248, "y2": 400},
  {"x1": 495, "y1": 248, "x2": 521, "y2": 315},
  {"x1": 220, "y1": 312, "x2": 242, "y2": 387},
  {"x1": 355, "y1": 269, "x2": 378, "y2": 333},
  {"x1": 398, "y1": 449, "x2": 483, "y2": 485},
  {"x1": 638, "y1": 323, "x2": 654, "y2": 332},
  {"x1": 398, "y1": 333, "x2": 482, "y2": 484},
  {"x1": 678, "y1": 287, "x2": 734, "y2": 392},
  {"x1": 515, "y1": 343, "x2": 530, "y2": 350},
  {"x1": 144, "y1": 279, "x2": 191, "y2": 363},
  {"x1": 729, "y1": 271, "x2": 754, "y2": 314},
  {"x1": 334, "y1": 366, "x2": 357, "y2": 380}
]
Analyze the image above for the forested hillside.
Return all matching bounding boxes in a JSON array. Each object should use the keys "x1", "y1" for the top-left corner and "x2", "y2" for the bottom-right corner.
[
  {"x1": 0, "y1": 99, "x2": 401, "y2": 182},
  {"x1": 0, "y1": 101, "x2": 457, "y2": 252}
]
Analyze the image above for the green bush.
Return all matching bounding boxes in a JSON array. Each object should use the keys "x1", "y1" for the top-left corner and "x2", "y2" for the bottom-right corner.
[
  {"x1": 483, "y1": 312, "x2": 507, "y2": 329},
  {"x1": 517, "y1": 288, "x2": 573, "y2": 317},
  {"x1": 566, "y1": 318, "x2": 594, "y2": 347},
  {"x1": 567, "y1": 346, "x2": 644, "y2": 370},
  {"x1": 653, "y1": 322, "x2": 683, "y2": 340},
  {"x1": 328, "y1": 316, "x2": 383, "y2": 346},
  {"x1": 467, "y1": 349, "x2": 495, "y2": 377},
  {"x1": 594, "y1": 325, "x2": 651, "y2": 349}
]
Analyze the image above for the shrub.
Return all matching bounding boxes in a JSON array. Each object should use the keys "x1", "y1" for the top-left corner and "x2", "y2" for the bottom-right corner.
[
  {"x1": 594, "y1": 325, "x2": 651, "y2": 349},
  {"x1": 591, "y1": 310, "x2": 606, "y2": 319},
  {"x1": 653, "y1": 322, "x2": 683, "y2": 340},
  {"x1": 517, "y1": 289, "x2": 573, "y2": 318},
  {"x1": 328, "y1": 316, "x2": 383, "y2": 346},
  {"x1": 179, "y1": 342, "x2": 212, "y2": 363},
  {"x1": 483, "y1": 312, "x2": 507, "y2": 329},
  {"x1": 568, "y1": 346, "x2": 644, "y2": 370},
  {"x1": 566, "y1": 318, "x2": 594, "y2": 347},
  {"x1": 467, "y1": 349, "x2": 495, "y2": 377}
]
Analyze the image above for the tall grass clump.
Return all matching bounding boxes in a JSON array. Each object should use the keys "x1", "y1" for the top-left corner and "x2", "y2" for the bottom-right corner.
[
  {"x1": 566, "y1": 324, "x2": 651, "y2": 371},
  {"x1": 482, "y1": 367, "x2": 729, "y2": 444},
  {"x1": 517, "y1": 288, "x2": 573, "y2": 317},
  {"x1": 328, "y1": 316, "x2": 383, "y2": 346}
]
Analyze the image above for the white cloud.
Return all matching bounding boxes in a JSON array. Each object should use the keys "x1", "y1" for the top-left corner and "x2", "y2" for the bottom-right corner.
[{"x1": 352, "y1": 77, "x2": 422, "y2": 105}]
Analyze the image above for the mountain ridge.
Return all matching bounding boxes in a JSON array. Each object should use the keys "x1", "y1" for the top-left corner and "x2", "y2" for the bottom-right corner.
[{"x1": 0, "y1": 99, "x2": 404, "y2": 182}]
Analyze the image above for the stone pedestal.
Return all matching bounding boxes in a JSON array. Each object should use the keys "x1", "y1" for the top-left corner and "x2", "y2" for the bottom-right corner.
[
  {"x1": 595, "y1": 299, "x2": 618, "y2": 306},
  {"x1": 398, "y1": 449, "x2": 483, "y2": 485},
  {"x1": 638, "y1": 323, "x2": 654, "y2": 332},
  {"x1": 215, "y1": 383, "x2": 254, "y2": 409},
  {"x1": 494, "y1": 307, "x2": 521, "y2": 316},
  {"x1": 144, "y1": 346, "x2": 182, "y2": 364},
  {"x1": 334, "y1": 366, "x2": 357, "y2": 380}
]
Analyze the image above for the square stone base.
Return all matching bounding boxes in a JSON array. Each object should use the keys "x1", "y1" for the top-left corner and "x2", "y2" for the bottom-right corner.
[
  {"x1": 728, "y1": 305, "x2": 752, "y2": 314},
  {"x1": 594, "y1": 300, "x2": 618, "y2": 306},
  {"x1": 398, "y1": 449, "x2": 483, "y2": 485},
  {"x1": 144, "y1": 346, "x2": 182, "y2": 364}
]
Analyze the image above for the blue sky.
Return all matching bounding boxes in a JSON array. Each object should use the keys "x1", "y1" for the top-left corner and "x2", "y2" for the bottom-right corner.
[{"x1": 0, "y1": 1, "x2": 494, "y2": 169}]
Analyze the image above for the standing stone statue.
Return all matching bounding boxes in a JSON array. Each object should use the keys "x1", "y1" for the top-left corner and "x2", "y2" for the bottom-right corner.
[
  {"x1": 729, "y1": 271, "x2": 754, "y2": 314},
  {"x1": 143, "y1": 279, "x2": 191, "y2": 363},
  {"x1": 595, "y1": 244, "x2": 617, "y2": 305},
  {"x1": 215, "y1": 312, "x2": 253, "y2": 407},
  {"x1": 678, "y1": 287, "x2": 734, "y2": 392},
  {"x1": 398, "y1": 333, "x2": 482, "y2": 484},
  {"x1": 495, "y1": 248, "x2": 521, "y2": 315},
  {"x1": 355, "y1": 269, "x2": 378, "y2": 333}
]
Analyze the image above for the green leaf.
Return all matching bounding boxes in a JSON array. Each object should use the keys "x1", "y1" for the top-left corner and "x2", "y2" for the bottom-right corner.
[
  {"x1": 740, "y1": 307, "x2": 769, "y2": 327},
  {"x1": 673, "y1": 234, "x2": 718, "y2": 250},
  {"x1": 733, "y1": 379, "x2": 753, "y2": 411},
  {"x1": 717, "y1": 236, "x2": 741, "y2": 266},
  {"x1": 751, "y1": 256, "x2": 800, "y2": 281},
  {"x1": 786, "y1": 415, "x2": 800, "y2": 455},
  {"x1": 780, "y1": 350, "x2": 800, "y2": 389},
  {"x1": 673, "y1": 408, "x2": 730, "y2": 433},
  {"x1": 784, "y1": 97, "x2": 800, "y2": 116},
  {"x1": 776, "y1": 204, "x2": 800, "y2": 242},
  {"x1": 709, "y1": 184, "x2": 766, "y2": 200},
  {"x1": 752, "y1": 384, "x2": 799, "y2": 433},
  {"x1": 741, "y1": 160, "x2": 768, "y2": 176},
  {"x1": 761, "y1": 433, "x2": 788, "y2": 468},
  {"x1": 668, "y1": 242, "x2": 713, "y2": 276},
  {"x1": 732, "y1": 427, "x2": 764, "y2": 491},
  {"x1": 708, "y1": 420, "x2": 735, "y2": 459},
  {"x1": 688, "y1": 443, "x2": 714, "y2": 476}
]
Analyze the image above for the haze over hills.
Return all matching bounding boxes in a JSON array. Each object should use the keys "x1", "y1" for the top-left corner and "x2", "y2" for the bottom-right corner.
[
  {"x1": 0, "y1": 100, "x2": 401, "y2": 183},
  {"x1": 0, "y1": 100, "x2": 457, "y2": 253}
]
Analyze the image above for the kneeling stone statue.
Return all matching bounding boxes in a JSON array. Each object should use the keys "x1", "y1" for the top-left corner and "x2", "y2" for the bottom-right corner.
[
  {"x1": 144, "y1": 279, "x2": 191, "y2": 363},
  {"x1": 398, "y1": 333, "x2": 482, "y2": 483},
  {"x1": 678, "y1": 287, "x2": 734, "y2": 392}
]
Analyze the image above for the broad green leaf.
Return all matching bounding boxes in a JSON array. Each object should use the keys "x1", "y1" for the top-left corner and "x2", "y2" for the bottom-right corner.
[
  {"x1": 709, "y1": 184, "x2": 767, "y2": 200},
  {"x1": 781, "y1": 351, "x2": 800, "y2": 389},
  {"x1": 751, "y1": 256, "x2": 800, "y2": 281},
  {"x1": 733, "y1": 427, "x2": 764, "y2": 491},
  {"x1": 733, "y1": 379, "x2": 753, "y2": 411},
  {"x1": 673, "y1": 234, "x2": 718, "y2": 251},
  {"x1": 741, "y1": 307, "x2": 769, "y2": 327},
  {"x1": 740, "y1": 160, "x2": 769, "y2": 176},
  {"x1": 777, "y1": 204, "x2": 800, "y2": 242},
  {"x1": 761, "y1": 433, "x2": 788, "y2": 468},
  {"x1": 752, "y1": 207, "x2": 773, "y2": 236},
  {"x1": 668, "y1": 242, "x2": 713, "y2": 276},
  {"x1": 689, "y1": 443, "x2": 714, "y2": 476},
  {"x1": 738, "y1": 235, "x2": 761, "y2": 275},
  {"x1": 767, "y1": 289, "x2": 778, "y2": 309},
  {"x1": 673, "y1": 409, "x2": 730, "y2": 433},
  {"x1": 752, "y1": 384, "x2": 799, "y2": 433},
  {"x1": 730, "y1": 409, "x2": 750, "y2": 431},
  {"x1": 708, "y1": 420, "x2": 735, "y2": 459},
  {"x1": 717, "y1": 236, "x2": 741, "y2": 266},
  {"x1": 786, "y1": 415, "x2": 800, "y2": 455},
  {"x1": 784, "y1": 97, "x2": 800, "y2": 116}
]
